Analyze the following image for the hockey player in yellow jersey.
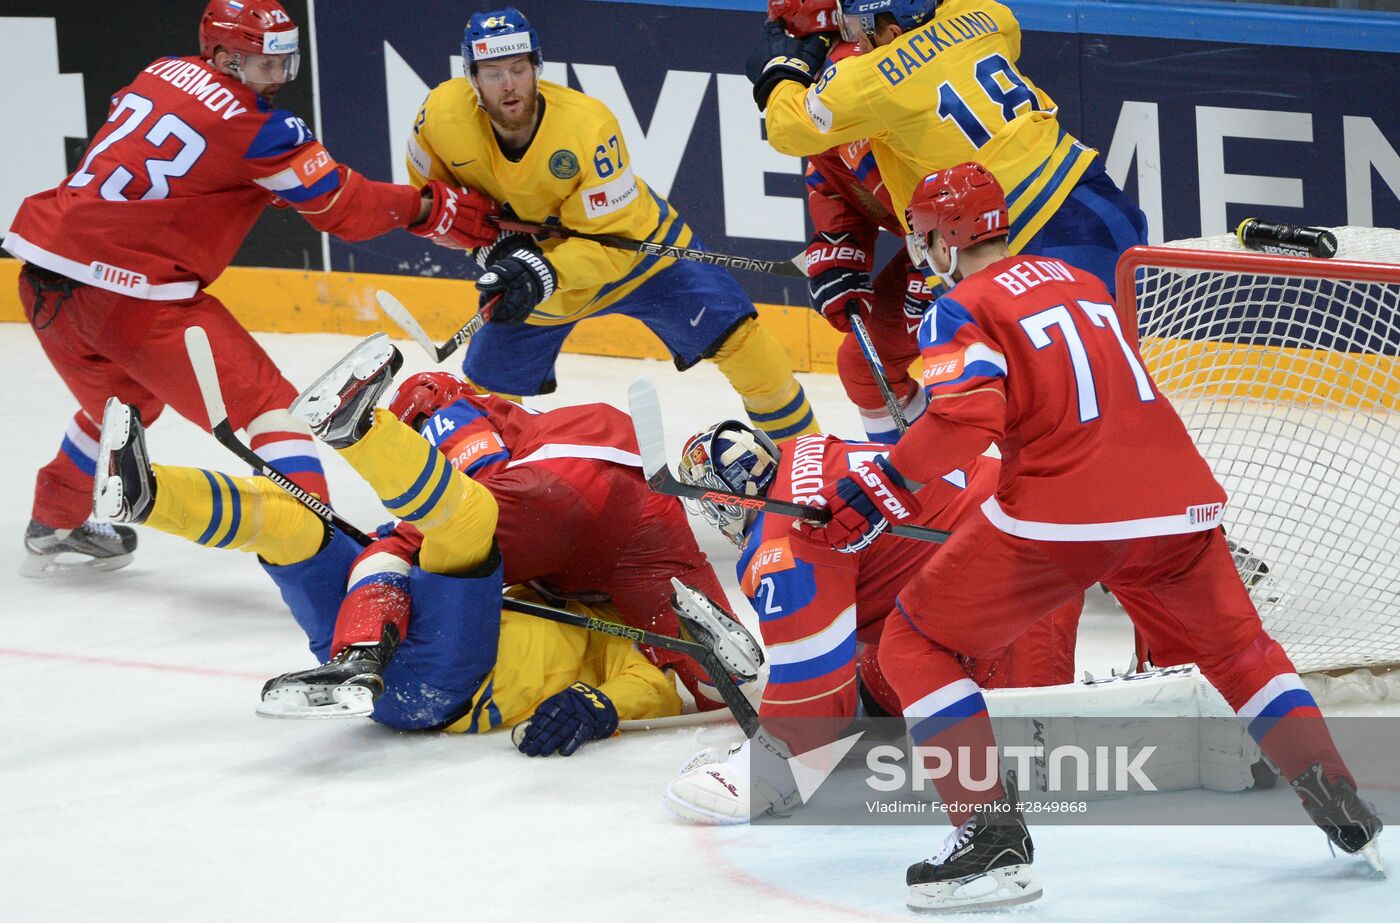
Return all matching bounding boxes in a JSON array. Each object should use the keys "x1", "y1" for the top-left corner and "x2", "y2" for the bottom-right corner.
[
  {"x1": 89, "y1": 334, "x2": 768, "y2": 753},
  {"x1": 407, "y1": 8, "x2": 818, "y2": 443},
  {"x1": 749, "y1": 0, "x2": 1147, "y2": 294}
]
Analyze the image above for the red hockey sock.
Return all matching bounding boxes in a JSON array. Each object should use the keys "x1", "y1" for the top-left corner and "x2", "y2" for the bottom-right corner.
[
  {"x1": 248, "y1": 425, "x2": 330, "y2": 503},
  {"x1": 880, "y1": 608, "x2": 1005, "y2": 824},
  {"x1": 1203, "y1": 631, "x2": 1352, "y2": 785},
  {"x1": 331, "y1": 545, "x2": 413, "y2": 653},
  {"x1": 33, "y1": 415, "x2": 104, "y2": 528}
]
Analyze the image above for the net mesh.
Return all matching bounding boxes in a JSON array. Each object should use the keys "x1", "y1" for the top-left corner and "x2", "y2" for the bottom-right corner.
[{"x1": 1125, "y1": 227, "x2": 1400, "y2": 673}]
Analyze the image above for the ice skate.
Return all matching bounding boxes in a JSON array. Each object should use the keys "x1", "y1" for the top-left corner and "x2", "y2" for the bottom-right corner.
[
  {"x1": 905, "y1": 775, "x2": 1041, "y2": 913},
  {"x1": 93, "y1": 398, "x2": 156, "y2": 525},
  {"x1": 257, "y1": 625, "x2": 400, "y2": 719},
  {"x1": 670, "y1": 577, "x2": 764, "y2": 681},
  {"x1": 21, "y1": 518, "x2": 138, "y2": 578},
  {"x1": 664, "y1": 732, "x2": 798, "y2": 824},
  {"x1": 289, "y1": 333, "x2": 403, "y2": 449},
  {"x1": 1291, "y1": 762, "x2": 1385, "y2": 873}
]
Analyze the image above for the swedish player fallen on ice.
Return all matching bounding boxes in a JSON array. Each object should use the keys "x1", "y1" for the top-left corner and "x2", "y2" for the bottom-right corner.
[
  {"x1": 800, "y1": 162, "x2": 1383, "y2": 911},
  {"x1": 405, "y1": 7, "x2": 819, "y2": 444},
  {"x1": 384, "y1": 370, "x2": 742, "y2": 711},
  {"x1": 93, "y1": 336, "x2": 697, "y2": 754},
  {"x1": 5, "y1": 0, "x2": 500, "y2": 578}
]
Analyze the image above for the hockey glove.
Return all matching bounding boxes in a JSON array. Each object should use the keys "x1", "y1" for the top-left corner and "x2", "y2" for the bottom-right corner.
[
  {"x1": 516, "y1": 682, "x2": 619, "y2": 757},
  {"x1": 746, "y1": 19, "x2": 836, "y2": 110},
  {"x1": 408, "y1": 181, "x2": 499, "y2": 250},
  {"x1": 903, "y1": 259, "x2": 940, "y2": 329},
  {"x1": 477, "y1": 244, "x2": 557, "y2": 324},
  {"x1": 798, "y1": 455, "x2": 922, "y2": 554},
  {"x1": 806, "y1": 232, "x2": 874, "y2": 334}
]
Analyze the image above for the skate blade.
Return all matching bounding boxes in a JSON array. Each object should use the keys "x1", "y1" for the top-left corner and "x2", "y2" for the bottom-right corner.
[
  {"x1": 671, "y1": 578, "x2": 764, "y2": 680},
  {"x1": 19, "y1": 550, "x2": 133, "y2": 579},
  {"x1": 1361, "y1": 841, "x2": 1386, "y2": 876},
  {"x1": 289, "y1": 335, "x2": 394, "y2": 428},
  {"x1": 907, "y1": 865, "x2": 1042, "y2": 914},
  {"x1": 256, "y1": 684, "x2": 375, "y2": 720},
  {"x1": 93, "y1": 399, "x2": 132, "y2": 520}
]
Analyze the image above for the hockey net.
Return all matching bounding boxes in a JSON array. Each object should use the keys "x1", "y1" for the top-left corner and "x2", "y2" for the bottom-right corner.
[{"x1": 1117, "y1": 227, "x2": 1400, "y2": 695}]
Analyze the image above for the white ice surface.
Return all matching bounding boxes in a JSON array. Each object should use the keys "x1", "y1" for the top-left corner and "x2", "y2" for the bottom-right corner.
[{"x1": 1, "y1": 326, "x2": 1391, "y2": 921}]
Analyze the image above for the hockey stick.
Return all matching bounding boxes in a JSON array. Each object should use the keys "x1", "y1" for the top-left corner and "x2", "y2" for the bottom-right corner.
[
  {"x1": 626, "y1": 379, "x2": 950, "y2": 544},
  {"x1": 491, "y1": 215, "x2": 807, "y2": 279},
  {"x1": 184, "y1": 326, "x2": 375, "y2": 546},
  {"x1": 375, "y1": 289, "x2": 501, "y2": 363},
  {"x1": 847, "y1": 308, "x2": 908, "y2": 435}
]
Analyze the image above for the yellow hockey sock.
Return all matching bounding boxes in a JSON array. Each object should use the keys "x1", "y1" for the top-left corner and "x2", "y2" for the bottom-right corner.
[
  {"x1": 709, "y1": 317, "x2": 820, "y2": 441},
  {"x1": 337, "y1": 409, "x2": 498, "y2": 574},
  {"x1": 145, "y1": 465, "x2": 327, "y2": 566}
]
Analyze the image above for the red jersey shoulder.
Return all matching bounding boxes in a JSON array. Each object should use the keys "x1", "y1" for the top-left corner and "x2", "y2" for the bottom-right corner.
[{"x1": 123, "y1": 57, "x2": 337, "y2": 202}]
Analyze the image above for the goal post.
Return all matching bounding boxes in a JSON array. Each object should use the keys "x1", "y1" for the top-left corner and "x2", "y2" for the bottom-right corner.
[{"x1": 1115, "y1": 228, "x2": 1400, "y2": 682}]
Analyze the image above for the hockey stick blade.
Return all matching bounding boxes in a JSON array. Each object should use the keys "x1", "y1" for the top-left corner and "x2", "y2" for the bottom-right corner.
[
  {"x1": 183, "y1": 326, "x2": 374, "y2": 547},
  {"x1": 375, "y1": 289, "x2": 487, "y2": 363},
  {"x1": 185, "y1": 326, "x2": 228, "y2": 430},
  {"x1": 375, "y1": 289, "x2": 443, "y2": 361},
  {"x1": 626, "y1": 379, "x2": 949, "y2": 544}
]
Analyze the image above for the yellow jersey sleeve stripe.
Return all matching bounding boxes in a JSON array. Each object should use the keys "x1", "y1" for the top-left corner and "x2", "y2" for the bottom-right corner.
[{"x1": 1006, "y1": 133, "x2": 1095, "y2": 249}]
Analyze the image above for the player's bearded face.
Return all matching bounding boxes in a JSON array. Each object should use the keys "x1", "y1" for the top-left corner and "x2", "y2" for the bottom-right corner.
[{"x1": 475, "y1": 56, "x2": 540, "y2": 132}]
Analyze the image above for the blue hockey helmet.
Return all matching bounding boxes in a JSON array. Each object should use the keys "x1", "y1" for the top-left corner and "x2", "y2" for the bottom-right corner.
[
  {"x1": 677, "y1": 421, "x2": 781, "y2": 547},
  {"x1": 462, "y1": 7, "x2": 542, "y2": 73},
  {"x1": 836, "y1": 0, "x2": 939, "y2": 42}
]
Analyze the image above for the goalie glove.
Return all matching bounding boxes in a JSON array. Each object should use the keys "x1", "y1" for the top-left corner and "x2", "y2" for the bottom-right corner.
[
  {"x1": 746, "y1": 19, "x2": 836, "y2": 109},
  {"x1": 798, "y1": 455, "x2": 922, "y2": 554},
  {"x1": 670, "y1": 577, "x2": 765, "y2": 682},
  {"x1": 515, "y1": 682, "x2": 619, "y2": 757},
  {"x1": 408, "y1": 181, "x2": 499, "y2": 250},
  {"x1": 806, "y1": 231, "x2": 874, "y2": 334}
]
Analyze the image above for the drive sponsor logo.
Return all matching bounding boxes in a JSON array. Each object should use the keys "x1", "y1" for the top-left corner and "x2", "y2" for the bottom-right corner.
[
  {"x1": 89, "y1": 262, "x2": 147, "y2": 292},
  {"x1": 922, "y1": 352, "x2": 964, "y2": 386},
  {"x1": 448, "y1": 430, "x2": 506, "y2": 473},
  {"x1": 580, "y1": 166, "x2": 638, "y2": 218},
  {"x1": 744, "y1": 537, "x2": 795, "y2": 593}
]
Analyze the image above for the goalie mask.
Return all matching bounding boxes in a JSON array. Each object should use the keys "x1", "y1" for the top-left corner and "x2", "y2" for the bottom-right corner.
[{"x1": 677, "y1": 421, "x2": 780, "y2": 547}]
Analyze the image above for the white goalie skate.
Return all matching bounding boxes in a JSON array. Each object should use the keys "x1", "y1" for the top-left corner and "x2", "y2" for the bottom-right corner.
[{"x1": 664, "y1": 733, "x2": 799, "y2": 825}]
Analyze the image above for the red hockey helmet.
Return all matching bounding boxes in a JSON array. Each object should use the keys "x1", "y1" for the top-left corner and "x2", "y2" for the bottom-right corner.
[
  {"x1": 389, "y1": 372, "x2": 481, "y2": 431},
  {"x1": 199, "y1": 0, "x2": 301, "y2": 83},
  {"x1": 769, "y1": 0, "x2": 840, "y2": 37},
  {"x1": 905, "y1": 162, "x2": 1008, "y2": 270}
]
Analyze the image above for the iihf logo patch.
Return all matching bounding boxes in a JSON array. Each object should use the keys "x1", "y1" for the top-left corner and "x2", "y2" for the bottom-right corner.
[{"x1": 549, "y1": 149, "x2": 579, "y2": 180}]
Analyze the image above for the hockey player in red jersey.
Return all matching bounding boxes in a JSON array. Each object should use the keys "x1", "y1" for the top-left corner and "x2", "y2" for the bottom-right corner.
[
  {"x1": 386, "y1": 371, "x2": 737, "y2": 710},
  {"x1": 660, "y1": 420, "x2": 1081, "y2": 823},
  {"x1": 773, "y1": 0, "x2": 934, "y2": 443},
  {"x1": 801, "y1": 162, "x2": 1382, "y2": 911},
  {"x1": 5, "y1": 0, "x2": 497, "y2": 577}
]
